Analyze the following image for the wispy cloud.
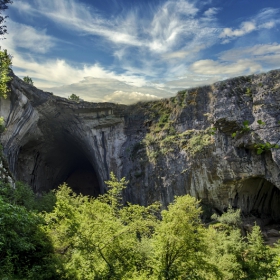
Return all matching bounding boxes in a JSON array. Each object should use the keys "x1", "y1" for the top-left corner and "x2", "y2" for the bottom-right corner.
[
  {"x1": 6, "y1": 0, "x2": 280, "y2": 104},
  {"x1": 190, "y1": 59, "x2": 262, "y2": 76},
  {"x1": 2, "y1": 20, "x2": 55, "y2": 54},
  {"x1": 220, "y1": 21, "x2": 256, "y2": 39},
  {"x1": 190, "y1": 43, "x2": 280, "y2": 78},
  {"x1": 219, "y1": 8, "x2": 280, "y2": 42},
  {"x1": 13, "y1": 0, "x2": 218, "y2": 56},
  {"x1": 204, "y1": 7, "x2": 220, "y2": 18}
]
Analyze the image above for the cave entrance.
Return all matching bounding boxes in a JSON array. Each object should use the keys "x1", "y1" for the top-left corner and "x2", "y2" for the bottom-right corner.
[
  {"x1": 15, "y1": 134, "x2": 102, "y2": 197},
  {"x1": 232, "y1": 177, "x2": 280, "y2": 222},
  {"x1": 65, "y1": 158, "x2": 101, "y2": 197}
]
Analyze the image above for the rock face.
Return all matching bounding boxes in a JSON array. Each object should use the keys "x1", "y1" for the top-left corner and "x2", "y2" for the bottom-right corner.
[{"x1": 1, "y1": 71, "x2": 280, "y2": 221}]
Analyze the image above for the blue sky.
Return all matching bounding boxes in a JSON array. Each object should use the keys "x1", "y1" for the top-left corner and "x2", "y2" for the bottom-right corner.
[{"x1": 2, "y1": 0, "x2": 280, "y2": 104}]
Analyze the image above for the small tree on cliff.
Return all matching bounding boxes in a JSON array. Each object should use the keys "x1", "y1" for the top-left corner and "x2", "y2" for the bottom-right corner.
[
  {"x1": 23, "y1": 76, "x2": 33, "y2": 85},
  {"x1": 68, "y1": 93, "x2": 80, "y2": 102}
]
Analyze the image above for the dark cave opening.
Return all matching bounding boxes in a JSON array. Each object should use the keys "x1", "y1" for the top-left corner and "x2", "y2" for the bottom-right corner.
[
  {"x1": 16, "y1": 135, "x2": 102, "y2": 197},
  {"x1": 64, "y1": 158, "x2": 101, "y2": 197},
  {"x1": 232, "y1": 177, "x2": 280, "y2": 222}
]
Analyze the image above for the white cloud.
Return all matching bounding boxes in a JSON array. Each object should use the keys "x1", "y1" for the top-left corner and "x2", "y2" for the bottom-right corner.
[
  {"x1": 204, "y1": 8, "x2": 219, "y2": 17},
  {"x1": 13, "y1": 0, "x2": 218, "y2": 56},
  {"x1": 189, "y1": 43, "x2": 280, "y2": 80},
  {"x1": 219, "y1": 8, "x2": 280, "y2": 40},
  {"x1": 162, "y1": 45, "x2": 206, "y2": 60},
  {"x1": 104, "y1": 91, "x2": 159, "y2": 104},
  {"x1": 190, "y1": 59, "x2": 262, "y2": 76},
  {"x1": 6, "y1": 0, "x2": 280, "y2": 104},
  {"x1": 260, "y1": 21, "x2": 275, "y2": 29},
  {"x1": 219, "y1": 43, "x2": 280, "y2": 61},
  {"x1": 2, "y1": 20, "x2": 55, "y2": 54},
  {"x1": 219, "y1": 21, "x2": 256, "y2": 38},
  {"x1": 45, "y1": 77, "x2": 170, "y2": 104}
]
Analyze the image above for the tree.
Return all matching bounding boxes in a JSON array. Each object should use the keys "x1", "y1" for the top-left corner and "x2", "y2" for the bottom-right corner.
[
  {"x1": 150, "y1": 195, "x2": 220, "y2": 279},
  {"x1": 43, "y1": 174, "x2": 160, "y2": 279},
  {"x1": 68, "y1": 93, "x2": 80, "y2": 102},
  {"x1": 23, "y1": 75, "x2": 34, "y2": 85},
  {"x1": 0, "y1": 0, "x2": 12, "y2": 37},
  {"x1": 0, "y1": 196, "x2": 62, "y2": 279},
  {"x1": 207, "y1": 208, "x2": 277, "y2": 279},
  {"x1": 0, "y1": 47, "x2": 12, "y2": 98}
]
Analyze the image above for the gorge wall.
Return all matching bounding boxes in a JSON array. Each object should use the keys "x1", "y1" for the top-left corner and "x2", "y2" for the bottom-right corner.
[{"x1": 1, "y1": 71, "x2": 280, "y2": 221}]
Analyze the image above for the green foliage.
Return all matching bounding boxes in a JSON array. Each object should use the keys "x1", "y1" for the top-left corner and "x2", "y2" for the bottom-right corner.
[
  {"x1": 23, "y1": 76, "x2": 33, "y2": 85},
  {"x1": 245, "y1": 87, "x2": 252, "y2": 96},
  {"x1": 0, "y1": 48, "x2": 12, "y2": 99},
  {"x1": 208, "y1": 127, "x2": 217, "y2": 135},
  {"x1": 245, "y1": 225, "x2": 276, "y2": 279},
  {"x1": 0, "y1": 181, "x2": 56, "y2": 212},
  {"x1": 185, "y1": 131, "x2": 213, "y2": 155},
  {"x1": 241, "y1": 120, "x2": 250, "y2": 132},
  {"x1": 1, "y1": 174, "x2": 279, "y2": 279},
  {"x1": 257, "y1": 119, "x2": 265, "y2": 125},
  {"x1": 144, "y1": 128, "x2": 214, "y2": 162},
  {"x1": 43, "y1": 175, "x2": 160, "y2": 279},
  {"x1": 0, "y1": 0, "x2": 13, "y2": 37},
  {"x1": 0, "y1": 115, "x2": 5, "y2": 132},
  {"x1": 207, "y1": 222, "x2": 277, "y2": 279},
  {"x1": 68, "y1": 93, "x2": 80, "y2": 102},
  {"x1": 232, "y1": 120, "x2": 251, "y2": 138},
  {"x1": 151, "y1": 195, "x2": 220, "y2": 279},
  {"x1": 0, "y1": 192, "x2": 61, "y2": 279},
  {"x1": 254, "y1": 142, "x2": 279, "y2": 154},
  {"x1": 211, "y1": 207, "x2": 242, "y2": 228}
]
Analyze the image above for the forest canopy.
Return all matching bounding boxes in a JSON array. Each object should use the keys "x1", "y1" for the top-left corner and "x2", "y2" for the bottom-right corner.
[{"x1": 1, "y1": 173, "x2": 280, "y2": 279}]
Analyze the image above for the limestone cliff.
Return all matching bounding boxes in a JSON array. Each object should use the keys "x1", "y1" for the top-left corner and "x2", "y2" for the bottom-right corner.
[{"x1": 1, "y1": 71, "x2": 280, "y2": 221}]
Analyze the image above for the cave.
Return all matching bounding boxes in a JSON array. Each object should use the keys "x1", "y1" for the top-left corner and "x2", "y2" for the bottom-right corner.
[
  {"x1": 232, "y1": 177, "x2": 280, "y2": 222},
  {"x1": 64, "y1": 158, "x2": 100, "y2": 197},
  {"x1": 15, "y1": 132, "x2": 102, "y2": 197}
]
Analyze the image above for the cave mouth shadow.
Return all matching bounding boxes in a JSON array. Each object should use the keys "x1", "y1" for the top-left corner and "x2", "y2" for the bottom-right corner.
[
  {"x1": 64, "y1": 158, "x2": 101, "y2": 197},
  {"x1": 232, "y1": 177, "x2": 280, "y2": 223},
  {"x1": 15, "y1": 136, "x2": 102, "y2": 198}
]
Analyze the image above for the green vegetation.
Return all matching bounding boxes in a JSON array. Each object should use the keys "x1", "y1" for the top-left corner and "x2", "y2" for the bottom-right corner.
[
  {"x1": 254, "y1": 142, "x2": 280, "y2": 154},
  {"x1": 135, "y1": 95, "x2": 215, "y2": 162},
  {"x1": 144, "y1": 128, "x2": 214, "y2": 162},
  {"x1": 0, "y1": 0, "x2": 13, "y2": 37},
  {"x1": 0, "y1": 48, "x2": 12, "y2": 99},
  {"x1": 231, "y1": 119, "x2": 280, "y2": 154},
  {"x1": 68, "y1": 93, "x2": 80, "y2": 102},
  {"x1": 1, "y1": 174, "x2": 280, "y2": 279},
  {"x1": 0, "y1": 181, "x2": 60, "y2": 279},
  {"x1": 23, "y1": 76, "x2": 34, "y2": 85},
  {"x1": 0, "y1": 115, "x2": 5, "y2": 132}
]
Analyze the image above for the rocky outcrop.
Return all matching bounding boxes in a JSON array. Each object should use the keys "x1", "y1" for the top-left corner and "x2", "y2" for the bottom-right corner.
[
  {"x1": 1, "y1": 70, "x2": 280, "y2": 221},
  {"x1": 0, "y1": 74, "x2": 126, "y2": 195}
]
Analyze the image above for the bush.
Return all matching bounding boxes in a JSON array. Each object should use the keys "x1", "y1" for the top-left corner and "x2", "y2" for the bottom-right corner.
[
  {"x1": 211, "y1": 206, "x2": 242, "y2": 228},
  {"x1": 68, "y1": 93, "x2": 80, "y2": 102},
  {"x1": 0, "y1": 180, "x2": 56, "y2": 212},
  {"x1": 23, "y1": 76, "x2": 33, "y2": 85}
]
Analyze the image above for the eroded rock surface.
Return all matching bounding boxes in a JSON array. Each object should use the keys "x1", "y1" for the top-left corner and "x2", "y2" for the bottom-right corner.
[{"x1": 1, "y1": 70, "x2": 280, "y2": 221}]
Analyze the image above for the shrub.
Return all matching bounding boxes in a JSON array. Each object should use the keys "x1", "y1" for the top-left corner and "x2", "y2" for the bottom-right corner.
[
  {"x1": 23, "y1": 76, "x2": 33, "y2": 85},
  {"x1": 68, "y1": 93, "x2": 80, "y2": 102}
]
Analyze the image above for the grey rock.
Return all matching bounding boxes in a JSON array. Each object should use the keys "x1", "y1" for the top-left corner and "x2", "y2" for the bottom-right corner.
[
  {"x1": 1, "y1": 70, "x2": 280, "y2": 220},
  {"x1": 266, "y1": 229, "x2": 280, "y2": 237}
]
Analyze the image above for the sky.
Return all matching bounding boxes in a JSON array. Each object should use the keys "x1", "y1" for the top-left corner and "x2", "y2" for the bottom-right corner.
[{"x1": 1, "y1": 0, "x2": 280, "y2": 104}]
